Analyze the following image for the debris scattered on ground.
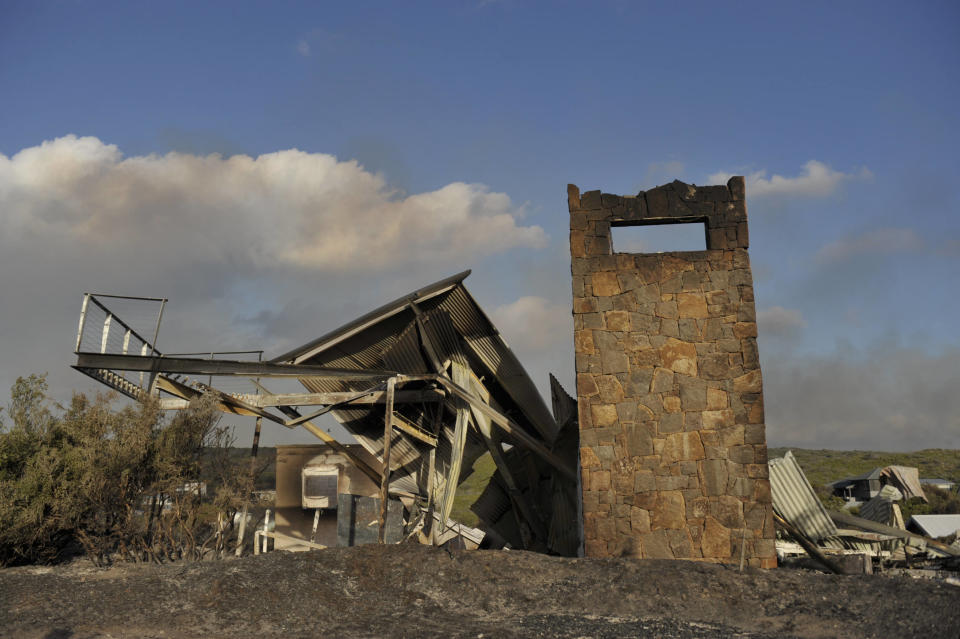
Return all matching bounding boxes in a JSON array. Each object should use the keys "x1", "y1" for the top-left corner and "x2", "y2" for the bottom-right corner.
[{"x1": 2, "y1": 545, "x2": 959, "y2": 639}]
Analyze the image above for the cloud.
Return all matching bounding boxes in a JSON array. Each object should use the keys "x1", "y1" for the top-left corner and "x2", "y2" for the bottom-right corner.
[
  {"x1": 757, "y1": 306, "x2": 806, "y2": 338},
  {"x1": 296, "y1": 40, "x2": 310, "y2": 56},
  {"x1": 490, "y1": 296, "x2": 575, "y2": 394},
  {"x1": 708, "y1": 160, "x2": 872, "y2": 199},
  {"x1": 764, "y1": 342, "x2": 960, "y2": 450},
  {"x1": 0, "y1": 136, "x2": 548, "y2": 434},
  {"x1": 0, "y1": 135, "x2": 546, "y2": 271},
  {"x1": 814, "y1": 227, "x2": 923, "y2": 264},
  {"x1": 491, "y1": 296, "x2": 571, "y2": 352}
]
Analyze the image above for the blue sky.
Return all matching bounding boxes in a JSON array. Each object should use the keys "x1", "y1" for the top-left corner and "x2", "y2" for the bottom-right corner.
[{"x1": 1, "y1": 1, "x2": 958, "y2": 450}]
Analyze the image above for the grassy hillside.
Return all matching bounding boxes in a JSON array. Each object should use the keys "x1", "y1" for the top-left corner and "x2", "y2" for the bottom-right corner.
[
  {"x1": 450, "y1": 453, "x2": 497, "y2": 527},
  {"x1": 768, "y1": 447, "x2": 960, "y2": 488}
]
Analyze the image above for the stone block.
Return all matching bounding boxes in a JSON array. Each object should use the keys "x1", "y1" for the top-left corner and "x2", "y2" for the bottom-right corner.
[
  {"x1": 580, "y1": 190, "x2": 602, "y2": 209},
  {"x1": 656, "y1": 475, "x2": 689, "y2": 491},
  {"x1": 744, "y1": 423, "x2": 765, "y2": 445},
  {"x1": 701, "y1": 516, "x2": 732, "y2": 559},
  {"x1": 658, "y1": 412, "x2": 683, "y2": 434},
  {"x1": 605, "y1": 310, "x2": 630, "y2": 331},
  {"x1": 634, "y1": 469, "x2": 656, "y2": 492},
  {"x1": 659, "y1": 338, "x2": 698, "y2": 376},
  {"x1": 600, "y1": 349, "x2": 630, "y2": 374},
  {"x1": 699, "y1": 459, "x2": 728, "y2": 496},
  {"x1": 699, "y1": 353, "x2": 731, "y2": 380},
  {"x1": 592, "y1": 271, "x2": 621, "y2": 297},
  {"x1": 729, "y1": 444, "x2": 755, "y2": 464},
  {"x1": 710, "y1": 495, "x2": 744, "y2": 528},
  {"x1": 677, "y1": 293, "x2": 709, "y2": 319},
  {"x1": 652, "y1": 491, "x2": 686, "y2": 530},
  {"x1": 641, "y1": 530, "x2": 674, "y2": 559},
  {"x1": 580, "y1": 447, "x2": 601, "y2": 469},
  {"x1": 591, "y1": 404, "x2": 619, "y2": 428},
  {"x1": 662, "y1": 395, "x2": 681, "y2": 413},
  {"x1": 623, "y1": 369, "x2": 654, "y2": 396},
  {"x1": 702, "y1": 409, "x2": 735, "y2": 429},
  {"x1": 678, "y1": 318, "x2": 701, "y2": 341},
  {"x1": 706, "y1": 388, "x2": 728, "y2": 410},
  {"x1": 596, "y1": 375, "x2": 625, "y2": 403},
  {"x1": 650, "y1": 367, "x2": 674, "y2": 393},
  {"x1": 733, "y1": 322, "x2": 758, "y2": 338},
  {"x1": 656, "y1": 300, "x2": 679, "y2": 319},
  {"x1": 577, "y1": 373, "x2": 599, "y2": 397},
  {"x1": 589, "y1": 470, "x2": 611, "y2": 492},
  {"x1": 720, "y1": 424, "x2": 745, "y2": 447},
  {"x1": 661, "y1": 431, "x2": 705, "y2": 465},
  {"x1": 586, "y1": 235, "x2": 611, "y2": 255},
  {"x1": 660, "y1": 319, "x2": 680, "y2": 337},
  {"x1": 574, "y1": 329, "x2": 596, "y2": 354},
  {"x1": 631, "y1": 507, "x2": 651, "y2": 533},
  {"x1": 733, "y1": 369, "x2": 762, "y2": 393}
]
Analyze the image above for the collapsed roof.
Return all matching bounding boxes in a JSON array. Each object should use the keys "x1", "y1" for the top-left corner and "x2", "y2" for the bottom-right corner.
[{"x1": 71, "y1": 271, "x2": 581, "y2": 555}]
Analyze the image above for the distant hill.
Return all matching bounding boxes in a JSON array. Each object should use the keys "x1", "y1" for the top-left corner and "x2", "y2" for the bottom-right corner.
[
  {"x1": 768, "y1": 447, "x2": 960, "y2": 488},
  {"x1": 219, "y1": 446, "x2": 276, "y2": 490}
]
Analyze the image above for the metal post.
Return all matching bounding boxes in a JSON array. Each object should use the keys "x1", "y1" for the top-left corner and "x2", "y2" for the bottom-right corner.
[
  {"x1": 101, "y1": 314, "x2": 112, "y2": 354},
  {"x1": 262, "y1": 509, "x2": 271, "y2": 553},
  {"x1": 311, "y1": 509, "x2": 321, "y2": 544},
  {"x1": 149, "y1": 299, "x2": 167, "y2": 357},
  {"x1": 75, "y1": 294, "x2": 90, "y2": 352},
  {"x1": 378, "y1": 376, "x2": 397, "y2": 544}
]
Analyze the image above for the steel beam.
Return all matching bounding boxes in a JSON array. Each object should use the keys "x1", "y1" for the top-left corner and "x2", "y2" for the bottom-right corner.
[{"x1": 74, "y1": 353, "x2": 396, "y2": 379}]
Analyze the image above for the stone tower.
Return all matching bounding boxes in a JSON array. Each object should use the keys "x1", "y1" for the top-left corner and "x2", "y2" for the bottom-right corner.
[{"x1": 569, "y1": 177, "x2": 776, "y2": 567}]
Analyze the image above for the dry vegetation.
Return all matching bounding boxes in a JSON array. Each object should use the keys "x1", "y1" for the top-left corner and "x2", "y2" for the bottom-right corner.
[{"x1": 0, "y1": 374, "x2": 258, "y2": 566}]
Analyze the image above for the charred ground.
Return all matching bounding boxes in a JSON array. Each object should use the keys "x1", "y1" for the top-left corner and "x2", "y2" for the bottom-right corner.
[{"x1": 2, "y1": 544, "x2": 958, "y2": 639}]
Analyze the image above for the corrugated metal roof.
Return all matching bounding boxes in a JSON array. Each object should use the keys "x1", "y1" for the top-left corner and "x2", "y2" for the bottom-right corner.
[
  {"x1": 769, "y1": 451, "x2": 839, "y2": 543},
  {"x1": 272, "y1": 270, "x2": 471, "y2": 365},
  {"x1": 908, "y1": 515, "x2": 960, "y2": 539},
  {"x1": 268, "y1": 273, "x2": 577, "y2": 553},
  {"x1": 769, "y1": 451, "x2": 876, "y2": 552}
]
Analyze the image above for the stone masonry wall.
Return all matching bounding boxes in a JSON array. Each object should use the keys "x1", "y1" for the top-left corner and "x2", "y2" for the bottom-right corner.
[{"x1": 569, "y1": 177, "x2": 776, "y2": 568}]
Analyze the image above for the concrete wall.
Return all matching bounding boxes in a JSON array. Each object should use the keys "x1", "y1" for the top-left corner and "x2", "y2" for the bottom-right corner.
[
  {"x1": 274, "y1": 444, "x2": 381, "y2": 549},
  {"x1": 569, "y1": 177, "x2": 776, "y2": 568}
]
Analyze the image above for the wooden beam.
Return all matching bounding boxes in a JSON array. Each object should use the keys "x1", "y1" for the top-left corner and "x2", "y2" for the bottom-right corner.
[
  {"x1": 436, "y1": 378, "x2": 578, "y2": 481},
  {"x1": 391, "y1": 413, "x2": 438, "y2": 447},
  {"x1": 379, "y1": 377, "x2": 397, "y2": 544},
  {"x1": 245, "y1": 389, "x2": 443, "y2": 407}
]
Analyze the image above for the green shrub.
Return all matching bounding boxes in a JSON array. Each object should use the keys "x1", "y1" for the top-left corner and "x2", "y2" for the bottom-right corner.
[{"x1": 0, "y1": 374, "x2": 245, "y2": 566}]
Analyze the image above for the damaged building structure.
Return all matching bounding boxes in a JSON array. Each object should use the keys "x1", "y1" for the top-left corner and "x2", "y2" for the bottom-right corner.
[{"x1": 72, "y1": 272, "x2": 580, "y2": 555}]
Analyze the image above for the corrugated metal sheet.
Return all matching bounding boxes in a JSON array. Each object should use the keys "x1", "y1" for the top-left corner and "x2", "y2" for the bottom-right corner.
[
  {"x1": 908, "y1": 514, "x2": 960, "y2": 539},
  {"x1": 769, "y1": 451, "x2": 875, "y2": 552},
  {"x1": 881, "y1": 466, "x2": 927, "y2": 502},
  {"x1": 769, "y1": 451, "x2": 839, "y2": 543}
]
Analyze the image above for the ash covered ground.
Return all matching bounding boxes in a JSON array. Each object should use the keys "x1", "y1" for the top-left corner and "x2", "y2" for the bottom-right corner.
[{"x1": 2, "y1": 545, "x2": 957, "y2": 639}]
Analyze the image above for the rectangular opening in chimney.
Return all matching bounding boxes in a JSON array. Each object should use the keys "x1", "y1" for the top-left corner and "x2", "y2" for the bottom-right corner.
[{"x1": 611, "y1": 219, "x2": 708, "y2": 254}]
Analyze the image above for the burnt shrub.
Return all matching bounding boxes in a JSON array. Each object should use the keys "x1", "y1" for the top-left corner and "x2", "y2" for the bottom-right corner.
[{"x1": 0, "y1": 374, "x2": 244, "y2": 566}]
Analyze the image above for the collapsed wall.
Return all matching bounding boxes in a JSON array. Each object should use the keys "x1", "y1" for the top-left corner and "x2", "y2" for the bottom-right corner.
[{"x1": 568, "y1": 177, "x2": 776, "y2": 567}]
